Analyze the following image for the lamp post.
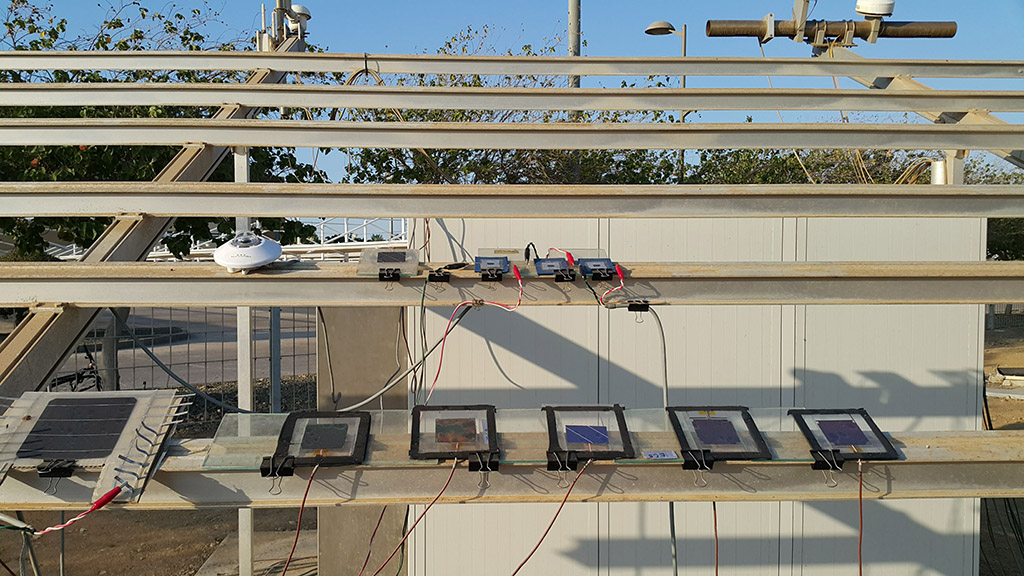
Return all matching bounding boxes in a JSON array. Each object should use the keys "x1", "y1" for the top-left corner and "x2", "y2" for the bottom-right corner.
[{"x1": 645, "y1": 20, "x2": 689, "y2": 182}]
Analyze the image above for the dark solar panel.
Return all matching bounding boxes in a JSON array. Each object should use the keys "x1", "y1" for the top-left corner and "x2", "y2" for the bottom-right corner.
[
  {"x1": 693, "y1": 418, "x2": 742, "y2": 446},
  {"x1": 299, "y1": 423, "x2": 349, "y2": 451},
  {"x1": 377, "y1": 252, "x2": 407, "y2": 263},
  {"x1": 818, "y1": 420, "x2": 870, "y2": 447},
  {"x1": 16, "y1": 397, "x2": 136, "y2": 460}
]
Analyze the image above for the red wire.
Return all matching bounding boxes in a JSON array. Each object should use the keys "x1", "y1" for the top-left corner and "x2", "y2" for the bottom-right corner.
[
  {"x1": 511, "y1": 459, "x2": 593, "y2": 576},
  {"x1": 280, "y1": 463, "x2": 320, "y2": 576},
  {"x1": 712, "y1": 501, "x2": 719, "y2": 576},
  {"x1": 425, "y1": 266, "x2": 523, "y2": 404},
  {"x1": 859, "y1": 462, "x2": 864, "y2": 576},
  {"x1": 33, "y1": 486, "x2": 122, "y2": 536},
  {"x1": 599, "y1": 264, "x2": 626, "y2": 307},
  {"x1": 356, "y1": 506, "x2": 389, "y2": 576},
  {"x1": 547, "y1": 248, "x2": 575, "y2": 267},
  {"x1": 370, "y1": 459, "x2": 459, "y2": 576}
]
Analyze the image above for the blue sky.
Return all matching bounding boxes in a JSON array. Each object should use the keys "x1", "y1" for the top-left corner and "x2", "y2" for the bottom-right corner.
[
  {"x1": 52, "y1": 0, "x2": 1024, "y2": 62},
  {"x1": 46, "y1": 0, "x2": 1024, "y2": 176}
]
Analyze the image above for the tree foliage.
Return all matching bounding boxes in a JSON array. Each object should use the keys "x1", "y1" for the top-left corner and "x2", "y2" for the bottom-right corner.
[{"x1": 0, "y1": 0, "x2": 320, "y2": 259}]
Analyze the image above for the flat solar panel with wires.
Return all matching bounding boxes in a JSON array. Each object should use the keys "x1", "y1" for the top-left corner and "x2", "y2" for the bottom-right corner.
[
  {"x1": 666, "y1": 406, "x2": 771, "y2": 471},
  {"x1": 543, "y1": 405, "x2": 634, "y2": 471},
  {"x1": 0, "y1": 390, "x2": 187, "y2": 503},
  {"x1": 409, "y1": 405, "x2": 500, "y2": 472},
  {"x1": 788, "y1": 408, "x2": 899, "y2": 471}
]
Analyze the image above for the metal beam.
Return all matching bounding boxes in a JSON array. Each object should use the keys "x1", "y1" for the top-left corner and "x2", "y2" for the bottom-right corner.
[
  {"x1": 822, "y1": 46, "x2": 1024, "y2": 170},
  {"x1": 2, "y1": 51, "x2": 1022, "y2": 78},
  {"x1": 1, "y1": 118, "x2": 1021, "y2": 150},
  {"x1": 3, "y1": 430, "x2": 1024, "y2": 508},
  {"x1": 4, "y1": 83, "x2": 1023, "y2": 112},
  {"x1": 0, "y1": 38, "x2": 303, "y2": 399},
  {"x1": 6, "y1": 182, "x2": 1024, "y2": 219},
  {"x1": 3, "y1": 261, "x2": 1024, "y2": 307}
]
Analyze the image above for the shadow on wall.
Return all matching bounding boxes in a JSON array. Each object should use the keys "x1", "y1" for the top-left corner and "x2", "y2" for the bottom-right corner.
[
  {"x1": 430, "y1": 307, "x2": 980, "y2": 430},
  {"x1": 559, "y1": 500, "x2": 972, "y2": 571}
]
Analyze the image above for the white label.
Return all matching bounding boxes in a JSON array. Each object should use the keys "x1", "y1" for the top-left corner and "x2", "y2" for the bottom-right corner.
[{"x1": 643, "y1": 450, "x2": 678, "y2": 460}]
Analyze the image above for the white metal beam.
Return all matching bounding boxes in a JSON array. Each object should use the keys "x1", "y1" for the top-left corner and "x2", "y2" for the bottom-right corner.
[
  {"x1": 4, "y1": 182, "x2": 1024, "y2": 218},
  {"x1": 4, "y1": 261, "x2": 1024, "y2": 307},
  {"x1": 3, "y1": 84, "x2": 1022, "y2": 113},
  {"x1": 1, "y1": 118, "x2": 1020, "y2": 150},
  {"x1": 1, "y1": 51, "x2": 1022, "y2": 78}
]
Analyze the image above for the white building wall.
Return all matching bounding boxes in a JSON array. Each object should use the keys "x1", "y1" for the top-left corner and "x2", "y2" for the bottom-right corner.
[{"x1": 409, "y1": 215, "x2": 983, "y2": 576}]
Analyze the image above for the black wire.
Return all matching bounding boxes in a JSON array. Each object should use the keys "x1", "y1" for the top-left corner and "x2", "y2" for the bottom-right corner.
[
  {"x1": 524, "y1": 242, "x2": 538, "y2": 262},
  {"x1": 393, "y1": 508, "x2": 410, "y2": 576},
  {"x1": 0, "y1": 556, "x2": 15, "y2": 576},
  {"x1": 317, "y1": 307, "x2": 341, "y2": 408},
  {"x1": 581, "y1": 275, "x2": 602, "y2": 305}
]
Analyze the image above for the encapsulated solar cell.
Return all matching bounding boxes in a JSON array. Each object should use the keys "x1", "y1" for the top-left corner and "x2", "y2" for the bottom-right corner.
[
  {"x1": 693, "y1": 418, "x2": 742, "y2": 446},
  {"x1": 565, "y1": 425, "x2": 609, "y2": 445},
  {"x1": 377, "y1": 251, "x2": 407, "y2": 263},
  {"x1": 818, "y1": 420, "x2": 870, "y2": 447},
  {"x1": 299, "y1": 423, "x2": 349, "y2": 451},
  {"x1": 435, "y1": 418, "x2": 478, "y2": 443},
  {"x1": 16, "y1": 397, "x2": 136, "y2": 460},
  {"x1": 474, "y1": 257, "x2": 509, "y2": 273}
]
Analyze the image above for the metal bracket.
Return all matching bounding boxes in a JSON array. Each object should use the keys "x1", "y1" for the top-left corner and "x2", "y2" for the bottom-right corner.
[
  {"x1": 760, "y1": 13, "x2": 776, "y2": 44},
  {"x1": 791, "y1": 0, "x2": 809, "y2": 43},
  {"x1": 866, "y1": 17, "x2": 883, "y2": 44}
]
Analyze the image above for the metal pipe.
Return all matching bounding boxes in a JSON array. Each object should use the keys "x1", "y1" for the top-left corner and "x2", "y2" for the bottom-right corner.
[
  {"x1": 706, "y1": 19, "x2": 957, "y2": 40},
  {"x1": 568, "y1": 0, "x2": 581, "y2": 88}
]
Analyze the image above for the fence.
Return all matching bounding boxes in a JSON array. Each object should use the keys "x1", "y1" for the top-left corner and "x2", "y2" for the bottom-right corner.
[{"x1": 989, "y1": 304, "x2": 1024, "y2": 330}]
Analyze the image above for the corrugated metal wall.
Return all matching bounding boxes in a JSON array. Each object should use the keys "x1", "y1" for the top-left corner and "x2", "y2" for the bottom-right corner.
[{"x1": 409, "y1": 215, "x2": 984, "y2": 576}]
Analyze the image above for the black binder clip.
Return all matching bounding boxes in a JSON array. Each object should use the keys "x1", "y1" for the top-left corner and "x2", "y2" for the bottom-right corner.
[
  {"x1": 378, "y1": 268, "x2": 400, "y2": 282},
  {"x1": 37, "y1": 459, "x2": 77, "y2": 478}
]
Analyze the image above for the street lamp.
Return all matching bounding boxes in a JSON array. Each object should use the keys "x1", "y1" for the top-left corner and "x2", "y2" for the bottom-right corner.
[{"x1": 645, "y1": 20, "x2": 689, "y2": 181}]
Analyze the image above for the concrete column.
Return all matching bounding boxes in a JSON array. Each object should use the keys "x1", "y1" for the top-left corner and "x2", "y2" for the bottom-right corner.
[{"x1": 317, "y1": 307, "x2": 409, "y2": 575}]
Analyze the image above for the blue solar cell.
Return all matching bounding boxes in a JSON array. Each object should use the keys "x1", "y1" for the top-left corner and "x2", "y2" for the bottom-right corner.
[
  {"x1": 566, "y1": 425, "x2": 609, "y2": 445},
  {"x1": 692, "y1": 418, "x2": 742, "y2": 446}
]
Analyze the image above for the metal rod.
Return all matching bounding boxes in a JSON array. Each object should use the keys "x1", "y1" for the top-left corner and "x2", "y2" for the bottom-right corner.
[
  {"x1": 6, "y1": 261, "x2": 1024, "y2": 307},
  {"x1": 16, "y1": 512, "x2": 41, "y2": 576},
  {"x1": 4, "y1": 182, "x2": 1024, "y2": 219},
  {"x1": 2, "y1": 52, "x2": 1014, "y2": 77},
  {"x1": 4, "y1": 84, "x2": 1023, "y2": 113},
  {"x1": 706, "y1": 19, "x2": 957, "y2": 40},
  {"x1": 1, "y1": 118, "x2": 1019, "y2": 150},
  {"x1": 270, "y1": 306, "x2": 282, "y2": 413},
  {"x1": 568, "y1": 0, "x2": 581, "y2": 88}
]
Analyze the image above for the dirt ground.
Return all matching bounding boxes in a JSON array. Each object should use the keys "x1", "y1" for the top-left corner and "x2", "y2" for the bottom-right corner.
[{"x1": 0, "y1": 508, "x2": 313, "y2": 576}]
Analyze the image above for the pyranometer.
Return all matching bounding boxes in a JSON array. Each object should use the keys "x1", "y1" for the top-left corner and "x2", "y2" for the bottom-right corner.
[{"x1": 213, "y1": 232, "x2": 282, "y2": 274}]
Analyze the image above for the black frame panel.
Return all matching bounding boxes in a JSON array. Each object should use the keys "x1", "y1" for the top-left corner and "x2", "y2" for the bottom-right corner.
[
  {"x1": 788, "y1": 408, "x2": 899, "y2": 462},
  {"x1": 666, "y1": 405, "x2": 771, "y2": 462},
  {"x1": 410, "y1": 404, "x2": 500, "y2": 460},
  {"x1": 273, "y1": 411, "x2": 371, "y2": 468},
  {"x1": 542, "y1": 404, "x2": 635, "y2": 461}
]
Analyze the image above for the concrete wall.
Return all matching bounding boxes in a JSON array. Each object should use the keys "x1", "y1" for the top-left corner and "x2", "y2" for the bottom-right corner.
[{"x1": 402, "y1": 214, "x2": 984, "y2": 576}]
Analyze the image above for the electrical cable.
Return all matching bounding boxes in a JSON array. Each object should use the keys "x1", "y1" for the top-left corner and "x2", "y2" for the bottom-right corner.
[
  {"x1": 511, "y1": 459, "x2": 594, "y2": 576},
  {"x1": 524, "y1": 242, "x2": 539, "y2": 262},
  {"x1": 32, "y1": 487, "x2": 122, "y2": 536},
  {"x1": 599, "y1": 264, "x2": 626, "y2": 307},
  {"x1": 316, "y1": 307, "x2": 342, "y2": 408},
  {"x1": 337, "y1": 305, "x2": 473, "y2": 412},
  {"x1": 424, "y1": 265, "x2": 523, "y2": 404},
  {"x1": 713, "y1": 501, "x2": 719, "y2": 576},
  {"x1": 858, "y1": 461, "x2": 864, "y2": 576},
  {"x1": 112, "y1": 310, "x2": 250, "y2": 414},
  {"x1": 0, "y1": 556, "x2": 15, "y2": 576},
  {"x1": 280, "y1": 462, "x2": 321, "y2": 576},
  {"x1": 356, "y1": 506, "x2": 389, "y2": 576},
  {"x1": 646, "y1": 306, "x2": 678, "y2": 576},
  {"x1": 581, "y1": 275, "x2": 602, "y2": 305},
  {"x1": 369, "y1": 459, "x2": 460, "y2": 576},
  {"x1": 546, "y1": 247, "x2": 575, "y2": 267}
]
